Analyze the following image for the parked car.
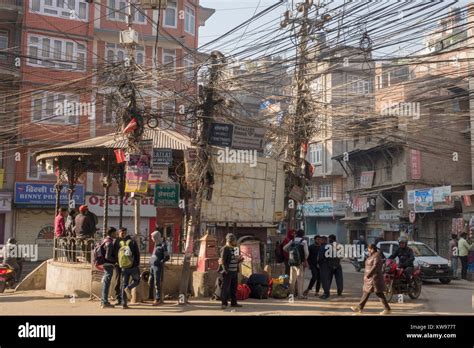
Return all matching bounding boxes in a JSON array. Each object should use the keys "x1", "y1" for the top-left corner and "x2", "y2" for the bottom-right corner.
[{"x1": 377, "y1": 241, "x2": 452, "y2": 284}]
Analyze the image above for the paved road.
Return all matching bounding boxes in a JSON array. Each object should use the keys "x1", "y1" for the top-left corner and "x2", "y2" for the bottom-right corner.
[{"x1": 1, "y1": 262, "x2": 471, "y2": 315}]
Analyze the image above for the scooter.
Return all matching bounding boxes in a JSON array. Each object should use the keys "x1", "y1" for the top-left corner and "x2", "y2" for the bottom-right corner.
[{"x1": 383, "y1": 259, "x2": 422, "y2": 302}]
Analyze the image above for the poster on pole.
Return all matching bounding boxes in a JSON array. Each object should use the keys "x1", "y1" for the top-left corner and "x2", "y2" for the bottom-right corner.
[
  {"x1": 208, "y1": 123, "x2": 233, "y2": 147},
  {"x1": 414, "y1": 188, "x2": 434, "y2": 213},
  {"x1": 231, "y1": 125, "x2": 265, "y2": 151},
  {"x1": 149, "y1": 166, "x2": 169, "y2": 184},
  {"x1": 125, "y1": 154, "x2": 150, "y2": 193}
]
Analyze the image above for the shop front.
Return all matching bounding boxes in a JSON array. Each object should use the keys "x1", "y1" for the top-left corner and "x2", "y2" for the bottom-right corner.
[
  {"x1": 14, "y1": 182, "x2": 85, "y2": 260},
  {"x1": 0, "y1": 192, "x2": 12, "y2": 244},
  {"x1": 302, "y1": 201, "x2": 347, "y2": 243}
]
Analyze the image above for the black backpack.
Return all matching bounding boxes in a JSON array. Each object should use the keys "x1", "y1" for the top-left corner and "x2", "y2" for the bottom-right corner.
[{"x1": 288, "y1": 239, "x2": 304, "y2": 266}]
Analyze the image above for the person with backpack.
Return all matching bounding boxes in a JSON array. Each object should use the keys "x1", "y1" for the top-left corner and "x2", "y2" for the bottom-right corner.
[
  {"x1": 283, "y1": 229, "x2": 309, "y2": 299},
  {"x1": 97, "y1": 227, "x2": 118, "y2": 309},
  {"x1": 118, "y1": 229, "x2": 141, "y2": 309},
  {"x1": 281, "y1": 229, "x2": 295, "y2": 275},
  {"x1": 304, "y1": 235, "x2": 321, "y2": 296},
  {"x1": 219, "y1": 233, "x2": 244, "y2": 309},
  {"x1": 112, "y1": 227, "x2": 126, "y2": 306},
  {"x1": 149, "y1": 230, "x2": 170, "y2": 306},
  {"x1": 327, "y1": 234, "x2": 344, "y2": 296}
]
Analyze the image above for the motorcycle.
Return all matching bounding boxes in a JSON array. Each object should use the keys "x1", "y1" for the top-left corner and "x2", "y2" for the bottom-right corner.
[
  {"x1": 0, "y1": 263, "x2": 17, "y2": 293},
  {"x1": 351, "y1": 249, "x2": 368, "y2": 272},
  {"x1": 383, "y1": 259, "x2": 422, "y2": 302}
]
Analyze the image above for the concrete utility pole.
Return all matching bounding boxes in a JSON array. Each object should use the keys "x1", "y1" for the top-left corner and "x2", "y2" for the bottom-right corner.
[{"x1": 178, "y1": 51, "x2": 223, "y2": 304}]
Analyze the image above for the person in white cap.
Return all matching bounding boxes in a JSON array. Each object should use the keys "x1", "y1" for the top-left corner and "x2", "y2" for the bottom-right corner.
[
  {"x1": 219, "y1": 233, "x2": 244, "y2": 310},
  {"x1": 149, "y1": 229, "x2": 169, "y2": 306}
]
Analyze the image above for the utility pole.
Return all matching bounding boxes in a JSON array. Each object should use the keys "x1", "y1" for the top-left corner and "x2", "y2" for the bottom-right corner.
[
  {"x1": 282, "y1": 0, "x2": 330, "y2": 231},
  {"x1": 178, "y1": 51, "x2": 223, "y2": 304}
]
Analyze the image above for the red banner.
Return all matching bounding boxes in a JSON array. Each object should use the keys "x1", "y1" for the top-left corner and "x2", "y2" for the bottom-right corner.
[{"x1": 410, "y1": 149, "x2": 421, "y2": 180}]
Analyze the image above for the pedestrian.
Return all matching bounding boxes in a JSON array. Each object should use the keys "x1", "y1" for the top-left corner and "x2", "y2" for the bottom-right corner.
[
  {"x1": 74, "y1": 205, "x2": 96, "y2": 263},
  {"x1": 317, "y1": 235, "x2": 331, "y2": 299},
  {"x1": 4, "y1": 238, "x2": 22, "y2": 282},
  {"x1": 304, "y1": 235, "x2": 321, "y2": 296},
  {"x1": 65, "y1": 209, "x2": 77, "y2": 262},
  {"x1": 112, "y1": 227, "x2": 126, "y2": 305},
  {"x1": 449, "y1": 234, "x2": 459, "y2": 279},
  {"x1": 149, "y1": 230, "x2": 170, "y2": 306},
  {"x1": 54, "y1": 207, "x2": 68, "y2": 260},
  {"x1": 374, "y1": 232, "x2": 385, "y2": 246},
  {"x1": 281, "y1": 229, "x2": 295, "y2": 276},
  {"x1": 458, "y1": 232, "x2": 473, "y2": 280},
  {"x1": 327, "y1": 234, "x2": 344, "y2": 296},
  {"x1": 118, "y1": 228, "x2": 141, "y2": 309},
  {"x1": 100, "y1": 227, "x2": 117, "y2": 309},
  {"x1": 283, "y1": 229, "x2": 309, "y2": 299},
  {"x1": 219, "y1": 233, "x2": 243, "y2": 309},
  {"x1": 356, "y1": 235, "x2": 366, "y2": 249},
  {"x1": 351, "y1": 244, "x2": 391, "y2": 315}
]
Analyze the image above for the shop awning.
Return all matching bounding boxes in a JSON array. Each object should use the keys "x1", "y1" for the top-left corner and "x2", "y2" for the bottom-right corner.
[
  {"x1": 340, "y1": 216, "x2": 367, "y2": 221},
  {"x1": 450, "y1": 190, "x2": 474, "y2": 197}
]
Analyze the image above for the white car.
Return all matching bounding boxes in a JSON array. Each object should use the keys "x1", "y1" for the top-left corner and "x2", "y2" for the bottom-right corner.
[{"x1": 377, "y1": 241, "x2": 452, "y2": 284}]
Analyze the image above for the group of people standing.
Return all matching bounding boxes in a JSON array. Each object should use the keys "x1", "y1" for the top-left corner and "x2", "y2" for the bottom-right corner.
[
  {"x1": 449, "y1": 232, "x2": 474, "y2": 280},
  {"x1": 279, "y1": 229, "x2": 344, "y2": 300},
  {"x1": 98, "y1": 227, "x2": 169, "y2": 309}
]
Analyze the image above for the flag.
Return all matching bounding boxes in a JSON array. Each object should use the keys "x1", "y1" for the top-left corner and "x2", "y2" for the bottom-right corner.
[
  {"x1": 463, "y1": 195, "x2": 472, "y2": 207},
  {"x1": 114, "y1": 149, "x2": 126, "y2": 163},
  {"x1": 122, "y1": 118, "x2": 138, "y2": 134}
]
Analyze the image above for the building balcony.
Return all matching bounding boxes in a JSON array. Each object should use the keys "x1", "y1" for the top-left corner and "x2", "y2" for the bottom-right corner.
[
  {"x1": 0, "y1": 56, "x2": 20, "y2": 80},
  {"x1": 0, "y1": 0, "x2": 23, "y2": 21}
]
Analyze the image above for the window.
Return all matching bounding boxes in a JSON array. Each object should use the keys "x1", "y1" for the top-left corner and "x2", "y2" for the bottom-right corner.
[
  {"x1": 163, "y1": 49, "x2": 176, "y2": 73},
  {"x1": 319, "y1": 182, "x2": 332, "y2": 199},
  {"x1": 184, "y1": 6, "x2": 195, "y2": 35},
  {"x1": 0, "y1": 31, "x2": 8, "y2": 60},
  {"x1": 183, "y1": 57, "x2": 193, "y2": 79},
  {"x1": 106, "y1": 42, "x2": 144, "y2": 65},
  {"x1": 161, "y1": 100, "x2": 176, "y2": 128},
  {"x1": 27, "y1": 150, "x2": 57, "y2": 181},
  {"x1": 31, "y1": 91, "x2": 80, "y2": 124},
  {"x1": 104, "y1": 95, "x2": 116, "y2": 124},
  {"x1": 309, "y1": 143, "x2": 322, "y2": 165},
  {"x1": 306, "y1": 183, "x2": 317, "y2": 201},
  {"x1": 107, "y1": 0, "x2": 146, "y2": 24},
  {"x1": 28, "y1": 34, "x2": 86, "y2": 71},
  {"x1": 164, "y1": 0, "x2": 177, "y2": 28},
  {"x1": 348, "y1": 74, "x2": 371, "y2": 95},
  {"x1": 30, "y1": 0, "x2": 88, "y2": 20}
]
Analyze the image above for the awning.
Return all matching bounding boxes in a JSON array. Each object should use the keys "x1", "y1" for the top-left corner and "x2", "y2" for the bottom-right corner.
[
  {"x1": 450, "y1": 190, "x2": 474, "y2": 197},
  {"x1": 340, "y1": 216, "x2": 367, "y2": 222}
]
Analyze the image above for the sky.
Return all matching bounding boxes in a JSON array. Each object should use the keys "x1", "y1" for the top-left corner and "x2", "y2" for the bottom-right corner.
[{"x1": 198, "y1": 0, "x2": 473, "y2": 57}]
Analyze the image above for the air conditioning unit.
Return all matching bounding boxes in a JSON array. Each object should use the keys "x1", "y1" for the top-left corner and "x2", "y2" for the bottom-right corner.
[
  {"x1": 120, "y1": 29, "x2": 139, "y2": 45},
  {"x1": 140, "y1": 0, "x2": 167, "y2": 9}
]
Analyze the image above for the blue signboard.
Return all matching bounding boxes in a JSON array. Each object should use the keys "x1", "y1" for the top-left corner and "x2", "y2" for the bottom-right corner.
[
  {"x1": 302, "y1": 202, "x2": 346, "y2": 217},
  {"x1": 14, "y1": 182, "x2": 85, "y2": 206},
  {"x1": 414, "y1": 188, "x2": 434, "y2": 213}
]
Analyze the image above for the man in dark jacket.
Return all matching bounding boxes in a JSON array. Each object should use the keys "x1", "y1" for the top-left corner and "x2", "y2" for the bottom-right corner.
[
  {"x1": 100, "y1": 227, "x2": 117, "y2": 308},
  {"x1": 389, "y1": 236, "x2": 415, "y2": 280},
  {"x1": 119, "y1": 230, "x2": 140, "y2": 309},
  {"x1": 149, "y1": 230, "x2": 169, "y2": 306},
  {"x1": 219, "y1": 233, "x2": 243, "y2": 310},
  {"x1": 327, "y1": 234, "x2": 344, "y2": 296},
  {"x1": 74, "y1": 205, "x2": 96, "y2": 262},
  {"x1": 317, "y1": 236, "x2": 331, "y2": 299},
  {"x1": 304, "y1": 235, "x2": 321, "y2": 296}
]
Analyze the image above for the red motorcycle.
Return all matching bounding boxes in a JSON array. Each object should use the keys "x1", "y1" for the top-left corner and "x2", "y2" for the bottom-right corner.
[
  {"x1": 383, "y1": 259, "x2": 422, "y2": 302},
  {"x1": 0, "y1": 263, "x2": 16, "y2": 293}
]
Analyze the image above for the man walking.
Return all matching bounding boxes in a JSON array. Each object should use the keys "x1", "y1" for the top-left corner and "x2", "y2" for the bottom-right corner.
[
  {"x1": 304, "y1": 235, "x2": 321, "y2": 296},
  {"x1": 283, "y1": 229, "x2": 309, "y2": 299},
  {"x1": 458, "y1": 232, "x2": 473, "y2": 280},
  {"x1": 112, "y1": 227, "x2": 126, "y2": 305},
  {"x1": 118, "y1": 229, "x2": 141, "y2": 309},
  {"x1": 318, "y1": 236, "x2": 331, "y2": 299},
  {"x1": 449, "y1": 234, "x2": 459, "y2": 279},
  {"x1": 100, "y1": 227, "x2": 117, "y2": 309}
]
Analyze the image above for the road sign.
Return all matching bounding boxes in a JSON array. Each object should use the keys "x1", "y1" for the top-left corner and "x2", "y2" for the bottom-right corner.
[
  {"x1": 154, "y1": 183, "x2": 180, "y2": 207},
  {"x1": 152, "y1": 148, "x2": 173, "y2": 167}
]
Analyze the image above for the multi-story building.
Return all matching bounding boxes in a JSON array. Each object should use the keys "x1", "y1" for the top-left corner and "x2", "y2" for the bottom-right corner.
[
  {"x1": 303, "y1": 44, "x2": 375, "y2": 243},
  {"x1": 1, "y1": 0, "x2": 214, "y2": 253}
]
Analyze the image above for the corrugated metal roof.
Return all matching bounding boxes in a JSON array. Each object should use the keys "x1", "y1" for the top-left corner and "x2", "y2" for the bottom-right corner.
[{"x1": 35, "y1": 127, "x2": 192, "y2": 161}]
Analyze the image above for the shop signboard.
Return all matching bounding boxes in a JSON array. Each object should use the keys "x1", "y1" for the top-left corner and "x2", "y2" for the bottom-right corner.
[
  {"x1": 14, "y1": 183, "x2": 85, "y2": 206},
  {"x1": 154, "y1": 183, "x2": 180, "y2": 208},
  {"x1": 414, "y1": 188, "x2": 434, "y2": 213}
]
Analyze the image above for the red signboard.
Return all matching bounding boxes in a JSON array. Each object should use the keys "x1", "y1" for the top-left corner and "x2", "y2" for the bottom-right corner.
[{"x1": 410, "y1": 149, "x2": 421, "y2": 180}]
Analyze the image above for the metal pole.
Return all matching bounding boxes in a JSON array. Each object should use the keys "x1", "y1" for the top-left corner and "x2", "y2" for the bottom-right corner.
[
  {"x1": 103, "y1": 157, "x2": 111, "y2": 237},
  {"x1": 118, "y1": 165, "x2": 125, "y2": 228}
]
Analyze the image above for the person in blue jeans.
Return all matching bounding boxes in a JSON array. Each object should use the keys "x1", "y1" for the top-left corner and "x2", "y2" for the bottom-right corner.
[
  {"x1": 100, "y1": 227, "x2": 117, "y2": 309},
  {"x1": 119, "y1": 231, "x2": 141, "y2": 309},
  {"x1": 149, "y1": 230, "x2": 170, "y2": 306}
]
